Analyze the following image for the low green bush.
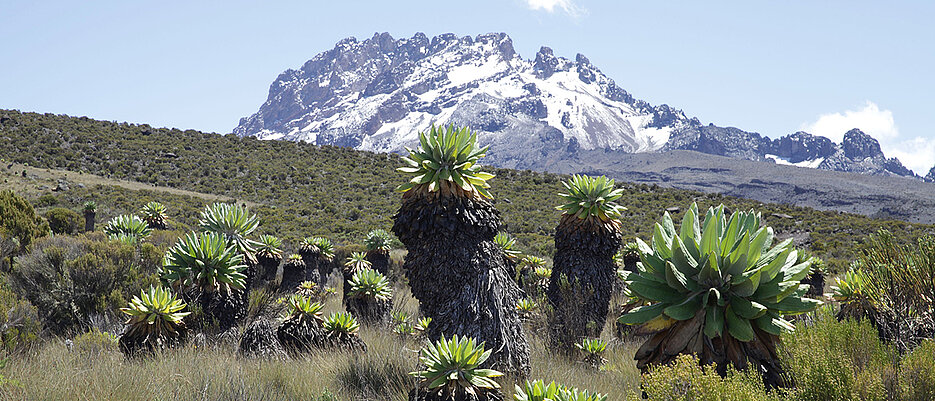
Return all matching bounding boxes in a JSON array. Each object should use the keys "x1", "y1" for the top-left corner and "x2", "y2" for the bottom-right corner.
[
  {"x1": 0, "y1": 277, "x2": 41, "y2": 353},
  {"x1": 0, "y1": 189, "x2": 48, "y2": 250},
  {"x1": 71, "y1": 328, "x2": 118, "y2": 357},
  {"x1": 780, "y1": 308, "x2": 895, "y2": 401},
  {"x1": 899, "y1": 340, "x2": 935, "y2": 401},
  {"x1": 8, "y1": 234, "x2": 160, "y2": 333},
  {"x1": 635, "y1": 354, "x2": 786, "y2": 401},
  {"x1": 44, "y1": 207, "x2": 81, "y2": 234}
]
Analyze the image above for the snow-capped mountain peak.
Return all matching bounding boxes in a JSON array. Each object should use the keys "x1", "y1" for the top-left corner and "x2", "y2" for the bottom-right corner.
[
  {"x1": 234, "y1": 32, "x2": 918, "y2": 179},
  {"x1": 233, "y1": 32, "x2": 693, "y2": 167}
]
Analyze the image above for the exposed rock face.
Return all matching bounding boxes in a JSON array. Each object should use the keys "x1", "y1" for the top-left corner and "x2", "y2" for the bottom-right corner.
[
  {"x1": 924, "y1": 166, "x2": 935, "y2": 183},
  {"x1": 769, "y1": 131, "x2": 836, "y2": 163},
  {"x1": 234, "y1": 32, "x2": 922, "y2": 180}
]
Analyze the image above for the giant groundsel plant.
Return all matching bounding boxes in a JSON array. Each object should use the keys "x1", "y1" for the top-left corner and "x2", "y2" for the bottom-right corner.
[{"x1": 618, "y1": 203, "x2": 821, "y2": 387}]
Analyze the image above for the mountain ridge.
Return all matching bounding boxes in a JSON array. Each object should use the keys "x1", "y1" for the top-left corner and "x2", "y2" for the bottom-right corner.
[{"x1": 233, "y1": 31, "x2": 925, "y2": 179}]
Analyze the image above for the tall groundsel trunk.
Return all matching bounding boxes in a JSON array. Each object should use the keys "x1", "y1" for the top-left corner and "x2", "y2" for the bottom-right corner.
[
  {"x1": 546, "y1": 174, "x2": 627, "y2": 351},
  {"x1": 394, "y1": 182, "x2": 529, "y2": 375},
  {"x1": 391, "y1": 125, "x2": 529, "y2": 376},
  {"x1": 548, "y1": 213, "x2": 622, "y2": 349}
]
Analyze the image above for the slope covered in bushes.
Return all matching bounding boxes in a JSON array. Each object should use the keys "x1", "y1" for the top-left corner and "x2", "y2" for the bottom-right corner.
[{"x1": 1, "y1": 109, "x2": 932, "y2": 271}]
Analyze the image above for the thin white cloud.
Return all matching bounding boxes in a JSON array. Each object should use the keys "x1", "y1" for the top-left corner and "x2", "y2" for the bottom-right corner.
[
  {"x1": 801, "y1": 101, "x2": 934, "y2": 175},
  {"x1": 524, "y1": 0, "x2": 584, "y2": 17}
]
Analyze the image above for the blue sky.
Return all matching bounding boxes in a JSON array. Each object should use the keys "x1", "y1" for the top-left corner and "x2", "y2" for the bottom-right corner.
[{"x1": 2, "y1": 1, "x2": 933, "y2": 172}]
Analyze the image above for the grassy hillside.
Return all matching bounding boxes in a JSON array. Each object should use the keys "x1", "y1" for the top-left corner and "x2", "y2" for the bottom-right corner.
[{"x1": 2, "y1": 109, "x2": 932, "y2": 271}]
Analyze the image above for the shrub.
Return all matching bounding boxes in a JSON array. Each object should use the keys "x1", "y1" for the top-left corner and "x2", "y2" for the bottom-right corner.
[
  {"x1": 637, "y1": 354, "x2": 785, "y2": 401},
  {"x1": 72, "y1": 328, "x2": 118, "y2": 357},
  {"x1": 780, "y1": 309, "x2": 893, "y2": 401},
  {"x1": 899, "y1": 340, "x2": 935, "y2": 401},
  {"x1": 842, "y1": 230, "x2": 935, "y2": 353},
  {"x1": 0, "y1": 278, "x2": 41, "y2": 353},
  {"x1": 8, "y1": 234, "x2": 159, "y2": 333},
  {"x1": 0, "y1": 190, "x2": 48, "y2": 250},
  {"x1": 44, "y1": 208, "x2": 81, "y2": 235}
]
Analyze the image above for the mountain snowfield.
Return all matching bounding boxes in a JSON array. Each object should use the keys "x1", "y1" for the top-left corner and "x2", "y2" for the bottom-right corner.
[{"x1": 234, "y1": 32, "x2": 922, "y2": 179}]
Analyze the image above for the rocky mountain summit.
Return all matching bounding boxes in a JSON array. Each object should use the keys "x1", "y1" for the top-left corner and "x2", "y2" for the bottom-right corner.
[{"x1": 234, "y1": 32, "x2": 923, "y2": 179}]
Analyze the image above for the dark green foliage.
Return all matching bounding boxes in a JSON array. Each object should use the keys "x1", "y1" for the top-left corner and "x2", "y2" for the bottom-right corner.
[
  {"x1": 7, "y1": 233, "x2": 161, "y2": 333},
  {"x1": 0, "y1": 276, "x2": 41, "y2": 353},
  {"x1": 44, "y1": 207, "x2": 81, "y2": 235},
  {"x1": 0, "y1": 189, "x2": 48, "y2": 250}
]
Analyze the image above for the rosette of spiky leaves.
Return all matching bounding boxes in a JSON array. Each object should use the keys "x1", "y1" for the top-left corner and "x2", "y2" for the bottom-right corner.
[
  {"x1": 513, "y1": 381, "x2": 607, "y2": 401},
  {"x1": 619, "y1": 203, "x2": 822, "y2": 383},
  {"x1": 139, "y1": 201, "x2": 168, "y2": 230},
  {"x1": 396, "y1": 124, "x2": 495, "y2": 199},
  {"x1": 364, "y1": 229, "x2": 393, "y2": 252},
  {"x1": 514, "y1": 380, "x2": 564, "y2": 401},
  {"x1": 495, "y1": 232, "x2": 523, "y2": 262},
  {"x1": 347, "y1": 268, "x2": 393, "y2": 301},
  {"x1": 392, "y1": 310, "x2": 411, "y2": 324},
  {"x1": 414, "y1": 317, "x2": 432, "y2": 334},
  {"x1": 575, "y1": 338, "x2": 607, "y2": 356},
  {"x1": 256, "y1": 234, "x2": 283, "y2": 260},
  {"x1": 120, "y1": 285, "x2": 190, "y2": 341},
  {"x1": 198, "y1": 203, "x2": 261, "y2": 262},
  {"x1": 534, "y1": 266, "x2": 552, "y2": 280},
  {"x1": 521, "y1": 256, "x2": 547, "y2": 271},
  {"x1": 556, "y1": 175, "x2": 626, "y2": 224},
  {"x1": 575, "y1": 338, "x2": 608, "y2": 367},
  {"x1": 832, "y1": 268, "x2": 871, "y2": 304},
  {"x1": 161, "y1": 231, "x2": 247, "y2": 295},
  {"x1": 296, "y1": 281, "x2": 319, "y2": 298},
  {"x1": 344, "y1": 252, "x2": 372, "y2": 275},
  {"x1": 554, "y1": 389, "x2": 607, "y2": 401},
  {"x1": 619, "y1": 203, "x2": 822, "y2": 337},
  {"x1": 394, "y1": 322, "x2": 415, "y2": 336},
  {"x1": 288, "y1": 253, "x2": 302, "y2": 262},
  {"x1": 103, "y1": 214, "x2": 152, "y2": 241},
  {"x1": 83, "y1": 200, "x2": 97, "y2": 212},
  {"x1": 286, "y1": 295, "x2": 324, "y2": 321},
  {"x1": 312, "y1": 236, "x2": 334, "y2": 261},
  {"x1": 409, "y1": 335, "x2": 503, "y2": 396},
  {"x1": 516, "y1": 299, "x2": 538, "y2": 314},
  {"x1": 323, "y1": 312, "x2": 360, "y2": 336}
]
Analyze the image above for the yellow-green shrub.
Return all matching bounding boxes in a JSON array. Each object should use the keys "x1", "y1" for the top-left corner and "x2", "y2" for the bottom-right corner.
[
  {"x1": 634, "y1": 354, "x2": 786, "y2": 401},
  {"x1": 780, "y1": 309, "x2": 894, "y2": 401},
  {"x1": 899, "y1": 340, "x2": 935, "y2": 401}
]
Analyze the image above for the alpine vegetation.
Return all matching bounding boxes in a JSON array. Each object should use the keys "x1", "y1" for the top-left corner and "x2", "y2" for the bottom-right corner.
[
  {"x1": 281, "y1": 253, "x2": 306, "y2": 293},
  {"x1": 82, "y1": 200, "x2": 96, "y2": 232},
  {"x1": 139, "y1": 201, "x2": 168, "y2": 230},
  {"x1": 256, "y1": 234, "x2": 283, "y2": 283},
  {"x1": 102, "y1": 214, "x2": 152, "y2": 243},
  {"x1": 392, "y1": 124, "x2": 530, "y2": 375},
  {"x1": 345, "y1": 267, "x2": 393, "y2": 325},
  {"x1": 117, "y1": 285, "x2": 190, "y2": 357},
  {"x1": 548, "y1": 175, "x2": 625, "y2": 350},
  {"x1": 276, "y1": 295, "x2": 326, "y2": 355},
  {"x1": 322, "y1": 311, "x2": 366, "y2": 351},
  {"x1": 199, "y1": 203, "x2": 261, "y2": 264},
  {"x1": 408, "y1": 335, "x2": 504, "y2": 401},
  {"x1": 161, "y1": 231, "x2": 248, "y2": 331},
  {"x1": 342, "y1": 251, "x2": 372, "y2": 302},
  {"x1": 364, "y1": 229, "x2": 394, "y2": 275},
  {"x1": 618, "y1": 203, "x2": 822, "y2": 387}
]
